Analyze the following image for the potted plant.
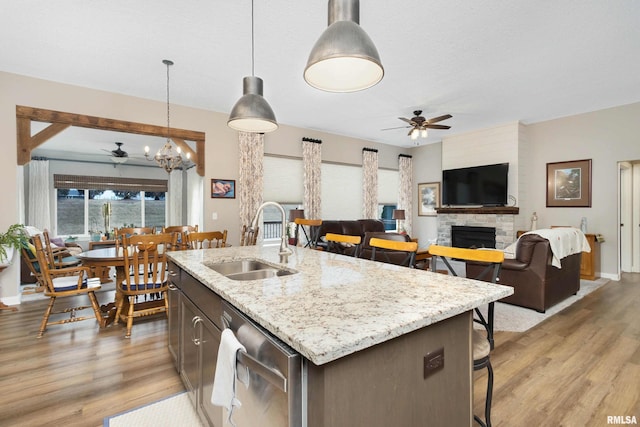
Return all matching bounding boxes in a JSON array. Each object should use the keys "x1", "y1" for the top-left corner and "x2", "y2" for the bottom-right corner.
[{"x1": 0, "y1": 224, "x2": 29, "y2": 267}]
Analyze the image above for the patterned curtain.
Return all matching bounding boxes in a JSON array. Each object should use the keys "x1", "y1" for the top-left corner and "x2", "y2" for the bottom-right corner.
[
  {"x1": 398, "y1": 155, "x2": 413, "y2": 236},
  {"x1": 362, "y1": 148, "x2": 378, "y2": 219},
  {"x1": 238, "y1": 132, "x2": 264, "y2": 235},
  {"x1": 302, "y1": 139, "x2": 322, "y2": 219},
  {"x1": 28, "y1": 159, "x2": 51, "y2": 231}
]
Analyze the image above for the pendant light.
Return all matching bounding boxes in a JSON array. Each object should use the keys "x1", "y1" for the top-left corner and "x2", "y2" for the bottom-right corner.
[
  {"x1": 228, "y1": 0, "x2": 278, "y2": 133},
  {"x1": 144, "y1": 59, "x2": 190, "y2": 173},
  {"x1": 304, "y1": 0, "x2": 384, "y2": 93}
]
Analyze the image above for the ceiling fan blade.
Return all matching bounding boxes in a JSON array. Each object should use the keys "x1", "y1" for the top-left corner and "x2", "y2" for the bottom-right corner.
[
  {"x1": 407, "y1": 128, "x2": 415, "y2": 136},
  {"x1": 425, "y1": 114, "x2": 453, "y2": 124},
  {"x1": 398, "y1": 117, "x2": 413, "y2": 124},
  {"x1": 425, "y1": 124, "x2": 451, "y2": 130},
  {"x1": 381, "y1": 125, "x2": 410, "y2": 131}
]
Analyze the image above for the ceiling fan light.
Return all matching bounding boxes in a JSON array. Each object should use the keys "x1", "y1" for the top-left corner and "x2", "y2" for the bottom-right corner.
[
  {"x1": 228, "y1": 78, "x2": 278, "y2": 133},
  {"x1": 421, "y1": 129, "x2": 428, "y2": 138},
  {"x1": 304, "y1": 0, "x2": 383, "y2": 93},
  {"x1": 111, "y1": 156, "x2": 128, "y2": 164},
  {"x1": 410, "y1": 129, "x2": 419, "y2": 140}
]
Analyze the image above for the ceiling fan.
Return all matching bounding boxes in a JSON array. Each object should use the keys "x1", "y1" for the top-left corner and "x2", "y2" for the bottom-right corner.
[
  {"x1": 382, "y1": 110, "x2": 452, "y2": 140},
  {"x1": 102, "y1": 142, "x2": 129, "y2": 164}
]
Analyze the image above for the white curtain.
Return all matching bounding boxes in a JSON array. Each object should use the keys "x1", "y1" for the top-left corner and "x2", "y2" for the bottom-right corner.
[
  {"x1": 302, "y1": 140, "x2": 322, "y2": 219},
  {"x1": 28, "y1": 159, "x2": 51, "y2": 231},
  {"x1": 238, "y1": 132, "x2": 264, "y2": 233},
  {"x1": 398, "y1": 155, "x2": 413, "y2": 236},
  {"x1": 186, "y1": 167, "x2": 203, "y2": 230},
  {"x1": 166, "y1": 170, "x2": 183, "y2": 226},
  {"x1": 362, "y1": 149, "x2": 378, "y2": 219}
]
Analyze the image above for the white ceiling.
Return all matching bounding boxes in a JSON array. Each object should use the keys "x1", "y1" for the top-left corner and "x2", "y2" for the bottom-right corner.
[{"x1": 2, "y1": 1, "x2": 640, "y2": 163}]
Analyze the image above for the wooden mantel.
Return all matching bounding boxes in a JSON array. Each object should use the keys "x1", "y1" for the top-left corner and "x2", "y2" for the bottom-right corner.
[
  {"x1": 436, "y1": 206, "x2": 520, "y2": 215},
  {"x1": 16, "y1": 106, "x2": 206, "y2": 176}
]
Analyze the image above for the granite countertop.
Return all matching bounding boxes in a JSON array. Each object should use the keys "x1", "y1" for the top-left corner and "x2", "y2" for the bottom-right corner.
[{"x1": 167, "y1": 245, "x2": 513, "y2": 365}]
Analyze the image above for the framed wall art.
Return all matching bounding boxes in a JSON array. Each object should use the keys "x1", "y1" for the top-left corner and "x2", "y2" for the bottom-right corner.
[
  {"x1": 418, "y1": 182, "x2": 440, "y2": 216},
  {"x1": 211, "y1": 179, "x2": 236, "y2": 199},
  {"x1": 546, "y1": 159, "x2": 592, "y2": 207}
]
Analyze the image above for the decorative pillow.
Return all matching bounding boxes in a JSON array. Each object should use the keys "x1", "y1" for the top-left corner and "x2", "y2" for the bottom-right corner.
[
  {"x1": 27, "y1": 242, "x2": 37, "y2": 258},
  {"x1": 49, "y1": 237, "x2": 65, "y2": 248}
]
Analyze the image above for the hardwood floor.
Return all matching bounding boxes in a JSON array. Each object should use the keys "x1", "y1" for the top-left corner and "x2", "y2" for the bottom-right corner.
[
  {"x1": 0, "y1": 289, "x2": 183, "y2": 427},
  {"x1": 1, "y1": 275, "x2": 638, "y2": 426},
  {"x1": 474, "y1": 273, "x2": 640, "y2": 426}
]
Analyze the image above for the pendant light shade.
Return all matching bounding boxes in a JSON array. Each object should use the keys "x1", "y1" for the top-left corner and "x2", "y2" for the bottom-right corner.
[
  {"x1": 228, "y1": 76, "x2": 278, "y2": 133},
  {"x1": 304, "y1": 0, "x2": 383, "y2": 92},
  {"x1": 227, "y1": 0, "x2": 278, "y2": 133}
]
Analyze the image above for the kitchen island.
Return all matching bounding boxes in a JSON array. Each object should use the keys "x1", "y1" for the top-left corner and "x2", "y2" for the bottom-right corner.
[{"x1": 167, "y1": 245, "x2": 513, "y2": 427}]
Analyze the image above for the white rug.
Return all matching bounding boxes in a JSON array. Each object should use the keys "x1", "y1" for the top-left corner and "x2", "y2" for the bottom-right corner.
[
  {"x1": 104, "y1": 392, "x2": 203, "y2": 427},
  {"x1": 479, "y1": 278, "x2": 609, "y2": 332}
]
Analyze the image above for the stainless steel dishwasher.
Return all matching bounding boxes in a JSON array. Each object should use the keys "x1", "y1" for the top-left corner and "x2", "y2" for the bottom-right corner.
[{"x1": 220, "y1": 301, "x2": 303, "y2": 427}]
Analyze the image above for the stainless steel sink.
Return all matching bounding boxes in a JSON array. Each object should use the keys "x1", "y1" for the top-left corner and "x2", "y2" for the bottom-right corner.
[{"x1": 205, "y1": 259, "x2": 297, "y2": 281}]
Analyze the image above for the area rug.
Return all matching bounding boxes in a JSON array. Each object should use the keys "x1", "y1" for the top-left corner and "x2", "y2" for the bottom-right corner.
[
  {"x1": 104, "y1": 392, "x2": 204, "y2": 427},
  {"x1": 479, "y1": 278, "x2": 609, "y2": 332}
]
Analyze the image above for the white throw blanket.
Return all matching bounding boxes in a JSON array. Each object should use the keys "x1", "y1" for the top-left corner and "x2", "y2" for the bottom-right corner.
[{"x1": 522, "y1": 228, "x2": 591, "y2": 268}]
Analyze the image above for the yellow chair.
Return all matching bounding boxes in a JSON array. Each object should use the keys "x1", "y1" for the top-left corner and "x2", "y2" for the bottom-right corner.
[
  {"x1": 33, "y1": 234, "x2": 104, "y2": 338},
  {"x1": 369, "y1": 237, "x2": 418, "y2": 267},
  {"x1": 116, "y1": 232, "x2": 178, "y2": 338},
  {"x1": 325, "y1": 233, "x2": 362, "y2": 257},
  {"x1": 294, "y1": 218, "x2": 323, "y2": 248},
  {"x1": 186, "y1": 230, "x2": 228, "y2": 249},
  {"x1": 427, "y1": 244, "x2": 504, "y2": 427}
]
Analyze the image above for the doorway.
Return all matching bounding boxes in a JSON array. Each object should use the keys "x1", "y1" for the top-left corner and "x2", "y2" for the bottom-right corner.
[{"x1": 619, "y1": 160, "x2": 640, "y2": 273}]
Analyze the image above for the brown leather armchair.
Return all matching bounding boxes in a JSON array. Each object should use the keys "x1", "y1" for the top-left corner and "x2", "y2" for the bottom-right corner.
[{"x1": 467, "y1": 233, "x2": 581, "y2": 312}]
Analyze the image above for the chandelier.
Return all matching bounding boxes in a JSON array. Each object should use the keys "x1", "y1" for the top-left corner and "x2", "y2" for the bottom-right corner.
[{"x1": 145, "y1": 59, "x2": 190, "y2": 173}]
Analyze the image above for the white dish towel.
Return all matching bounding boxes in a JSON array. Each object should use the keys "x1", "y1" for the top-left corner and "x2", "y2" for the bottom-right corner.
[{"x1": 211, "y1": 328, "x2": 249, "y2": 426}]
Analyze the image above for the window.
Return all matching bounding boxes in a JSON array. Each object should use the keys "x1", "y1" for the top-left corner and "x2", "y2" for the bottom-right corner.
[{"x1": 54, "y1": 175, "x2": 167, "y2": 236}]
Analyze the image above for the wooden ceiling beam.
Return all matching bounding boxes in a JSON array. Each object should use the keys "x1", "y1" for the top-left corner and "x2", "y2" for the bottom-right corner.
[{"x1": 15, "y1": 105, "x2": 206, "y2": 176}]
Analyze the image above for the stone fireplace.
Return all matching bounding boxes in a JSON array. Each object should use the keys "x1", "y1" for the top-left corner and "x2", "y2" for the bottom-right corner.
[
  {"x1": 451, "y1": 225, "x2": 496, "y2": 249},
  {"x1": 436, "y1": 207, "x2": 518, "y2": 250}
]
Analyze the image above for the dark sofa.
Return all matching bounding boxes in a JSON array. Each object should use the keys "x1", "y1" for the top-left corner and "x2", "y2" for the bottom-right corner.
[
  {"x1": 467, "y1": 233, "x2": 582, "y2": 312},
  {"x1": 317, "y1": 219, "x2": 412, "y2": 265}
]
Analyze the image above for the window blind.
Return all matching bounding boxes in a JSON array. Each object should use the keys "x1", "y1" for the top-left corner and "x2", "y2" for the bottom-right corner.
[{"x1": 53, "y1": 175, "x2": 168, "y2": 192}]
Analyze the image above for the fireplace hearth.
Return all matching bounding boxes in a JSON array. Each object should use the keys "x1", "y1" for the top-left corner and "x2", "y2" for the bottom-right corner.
[{"x1": 451, "y1": 225, "x2": 496, "y2": 249}]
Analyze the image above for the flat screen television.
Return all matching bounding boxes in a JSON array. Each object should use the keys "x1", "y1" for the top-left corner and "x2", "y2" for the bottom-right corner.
[{"x1": 442, "y1": 163, "x2": 509, "y2": 206}]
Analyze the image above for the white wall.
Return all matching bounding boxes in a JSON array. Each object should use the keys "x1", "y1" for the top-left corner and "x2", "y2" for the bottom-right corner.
[{"x1": 411, "y1": 142, "x2": 442, "y2": 248}]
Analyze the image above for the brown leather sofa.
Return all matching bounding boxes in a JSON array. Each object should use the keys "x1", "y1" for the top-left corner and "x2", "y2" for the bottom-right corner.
[
  {"x1": 467, "y1": 233, "x2": 582, "y2": 312},
  {"x1": 316, "y1": 219, "x2": 386, "y2": 255}
]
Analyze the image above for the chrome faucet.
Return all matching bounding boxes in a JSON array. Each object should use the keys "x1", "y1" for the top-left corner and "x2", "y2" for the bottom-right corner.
[{"x1": 251, "y1": 201, "x2": 293, "y2": 263}]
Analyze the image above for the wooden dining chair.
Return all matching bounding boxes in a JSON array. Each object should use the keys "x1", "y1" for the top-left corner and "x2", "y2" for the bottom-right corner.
[
  {"x1": 162, "y1": 225, "x2": 198, "y2": 250},
  {"x1": 33, "y1": 234, "x2": 104, "y2": 338},
  {"x1": 21, "y1": 238, "x2": 46, "y2": 292},
  {"x1": 186, "y1": 230, "x2": 227, "y2": 249},
  {"x1": 116, "y1": 232, "x2": 178, "y2": 338},
  {"x1": 427, "y1": 244, "x2": 504, "y2": 427},
  {"x1": 325, "y1": 233, "x2": 362, "y2": 257},
  {"x1": 369, "y1": 237, "x2": 418, "y2": 267},
  {"x1": 294, "y1": 218, "x2": 323, "y2": 248},
  {"x1": 240, "y1": 225, "x2": 259, "y2": 246},
  {"x1": 42, "y1": 230, "x2": 81, "y2": 269}
]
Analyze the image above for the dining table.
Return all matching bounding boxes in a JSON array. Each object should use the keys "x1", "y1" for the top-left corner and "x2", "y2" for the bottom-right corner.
[
  {"x1": 76, "y1": 247, "x2": 128, "y2": 325},
  {"x1": 76, "y1": 245, "x2": 168, "y2": 327}
]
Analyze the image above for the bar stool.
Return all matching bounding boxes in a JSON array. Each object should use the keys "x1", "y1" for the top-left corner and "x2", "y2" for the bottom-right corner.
[
  {"x1": 294, "y1": 218, "x2": 322, "y2": 248},
  {"x1": 369, "y1": 237, "x2": 418, "y2": 267},
  {"x1": 428, "y1": 245, "x2": 504, "y2": 427},
  {"x1": 325, "y1": 233, "x2": 362, "y2": 257}
]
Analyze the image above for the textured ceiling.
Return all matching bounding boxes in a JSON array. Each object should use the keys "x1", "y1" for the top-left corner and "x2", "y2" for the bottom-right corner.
[{"x1": 2, "y1": 0, "x2": 639, "y2": 162}]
